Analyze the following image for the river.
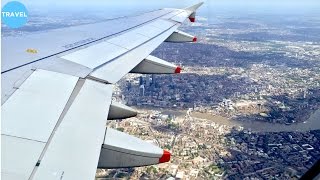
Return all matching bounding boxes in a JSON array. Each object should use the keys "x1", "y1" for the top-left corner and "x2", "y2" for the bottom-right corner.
[
  {"x1": 137, "y1": 106, "x2": 320, "y2": 132},
  {"x1": 191, "y1": 109, "x2": 320, "y2": 132}
]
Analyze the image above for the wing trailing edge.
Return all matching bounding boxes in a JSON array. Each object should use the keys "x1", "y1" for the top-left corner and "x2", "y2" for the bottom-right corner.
[
  {"x1": 185, "y1": 2, "x2": 203, "y2": 22},
  {"x1": 184, "y1": 2, "x2": 204, "y2": 12}
]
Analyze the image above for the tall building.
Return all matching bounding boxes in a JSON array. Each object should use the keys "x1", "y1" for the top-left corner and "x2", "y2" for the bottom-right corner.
[{"x1": 139, "y1": 85, "x2": 145, "y2": 96}]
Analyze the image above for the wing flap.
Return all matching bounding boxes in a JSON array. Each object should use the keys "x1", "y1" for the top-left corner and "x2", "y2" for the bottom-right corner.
[
  {"x1": 32, "y1": 80, "x2": 112, "y2": 180},
  {"x1": 1, "y1": 69, "x2": 78, "y2": 142}
]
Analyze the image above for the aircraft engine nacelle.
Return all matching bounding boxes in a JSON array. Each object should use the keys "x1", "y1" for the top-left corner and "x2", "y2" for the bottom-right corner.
[
  {"x1": 98, "y1": 128, "x2": 170, "y2": 168},
  {"x1": 165, "y1": 30, "x2": 197, "y2": 43}
]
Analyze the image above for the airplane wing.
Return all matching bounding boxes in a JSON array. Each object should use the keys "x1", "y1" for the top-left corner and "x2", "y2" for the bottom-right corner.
[{"x1": 1, "y1": 2, "x2": 203, "y2": 180}]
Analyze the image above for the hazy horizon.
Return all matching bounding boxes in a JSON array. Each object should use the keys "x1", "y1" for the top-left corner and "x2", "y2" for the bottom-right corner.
[{"x1": 2, "y1": 0, "x2": 320, "y2": 16}]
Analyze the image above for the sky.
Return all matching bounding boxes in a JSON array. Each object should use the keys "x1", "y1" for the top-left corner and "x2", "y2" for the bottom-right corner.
[
  {"x1": 2, "y1": 0, "x2": 197, "y2": 10},
  {"x1": 1, "y1": 0, "x2": 320, "y2": 17},
  {"x1": 2, "y1": 0, "x2": 320, "y2": 9}
]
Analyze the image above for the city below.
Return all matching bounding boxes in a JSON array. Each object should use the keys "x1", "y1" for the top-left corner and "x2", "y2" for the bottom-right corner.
[{"x1": 105, "y1": 11, "x2": 320, "y2": 180}]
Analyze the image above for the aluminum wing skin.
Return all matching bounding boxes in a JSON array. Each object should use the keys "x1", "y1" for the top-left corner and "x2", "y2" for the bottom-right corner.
[{"x1": 1, "y1": 2, "x2": 203, "y2": 180}]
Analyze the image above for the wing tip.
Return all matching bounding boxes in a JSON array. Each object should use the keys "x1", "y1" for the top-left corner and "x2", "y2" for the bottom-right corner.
[{"x1": 184, "y1": 2, "x2": 204, "y2": 12}]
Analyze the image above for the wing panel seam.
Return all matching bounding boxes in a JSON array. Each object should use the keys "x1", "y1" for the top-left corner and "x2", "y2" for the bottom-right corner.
[{"x1": 1, "y1": 134, "x2": 46, "y2": 144}]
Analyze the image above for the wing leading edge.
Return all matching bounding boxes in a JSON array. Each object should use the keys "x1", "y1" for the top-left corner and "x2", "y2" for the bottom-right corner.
[{"x1": 1, "y1": 2, "x2": 203, "y2": 180}]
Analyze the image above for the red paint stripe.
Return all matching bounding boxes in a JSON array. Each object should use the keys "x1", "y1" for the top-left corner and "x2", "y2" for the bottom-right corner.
[
  {"x1": 159, "y1": 150, "x2": 171, "y2": 163},
  {"x1": 189, "y1": 17, "x2": 195, "y2": 22},
  {"x1": 175, "y1": 66, "x2": 182, "y2": 73},
  {"x1": 193, "y1": 37, "x2": 197, "y2": 42}
]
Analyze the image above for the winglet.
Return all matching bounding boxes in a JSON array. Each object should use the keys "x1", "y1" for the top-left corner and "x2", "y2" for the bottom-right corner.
[{"x1": 184, "y1": 2, "x2": 204, "y2": 12}]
